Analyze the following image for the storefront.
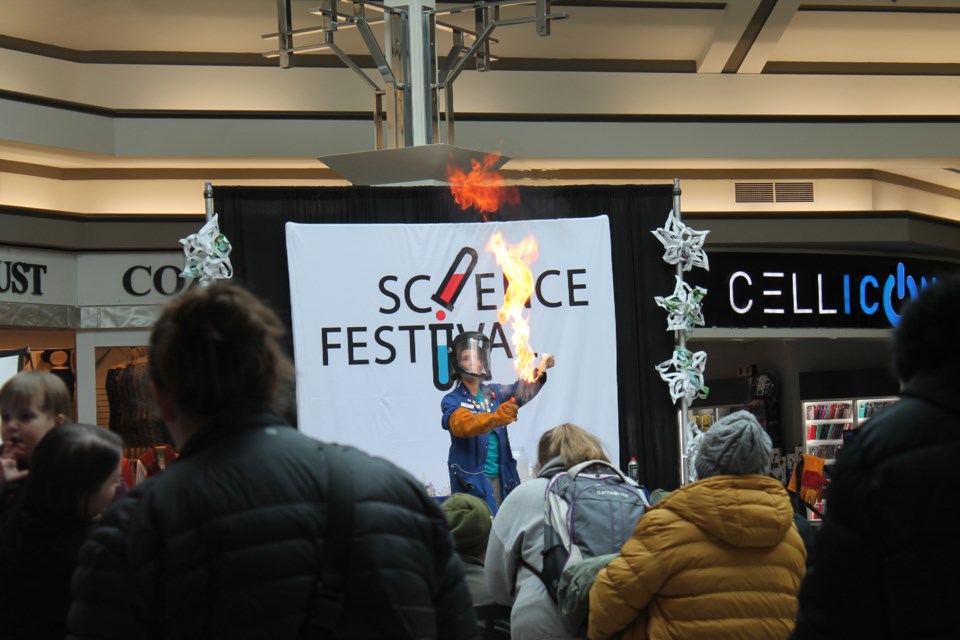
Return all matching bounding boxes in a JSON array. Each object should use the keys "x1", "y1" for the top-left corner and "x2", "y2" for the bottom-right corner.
[
  {"x1": 686, "y1": 249, "x2": 960, "y2": 466},
  {"x1": 1, "y1": 246, "x2": 189, "y2": 457}
]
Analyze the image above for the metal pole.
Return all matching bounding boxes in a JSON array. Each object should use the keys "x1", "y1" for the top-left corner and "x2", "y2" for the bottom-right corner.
[
  {"x1": 673, "y1": 178, "x2": 689, "y2": 485},
  {"x1": 204, "y1": 182, "x2": 214, "y2": 222}
]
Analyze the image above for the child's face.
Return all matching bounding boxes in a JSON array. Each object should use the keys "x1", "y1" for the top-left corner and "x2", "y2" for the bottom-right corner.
[
  {"x1": 0, "y1": 395, "x2": 62, "y2": 461},
  {"x1": 88, "y1": 460, "x2": 123, "y2": 520}
]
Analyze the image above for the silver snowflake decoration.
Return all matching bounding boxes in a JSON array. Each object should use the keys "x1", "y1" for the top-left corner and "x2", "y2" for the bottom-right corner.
[
  {"x1": 651, "y1": 209, "x2": 710, "y2": 271},
  {"x1": 180, "y1": 213, "x2": 233, "y2": 286},
  {"x1": 654, "y1": 275, "x2": 707, "y2": 335},
  {"x1": 655, "y1": 347, "x2": 709, "y2": 404}
]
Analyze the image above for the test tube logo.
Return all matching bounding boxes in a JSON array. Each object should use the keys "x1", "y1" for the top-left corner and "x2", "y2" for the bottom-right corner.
[
  {"x1": 431, "y1": 325, "x2": 456, "y2": 391},
  {"x1": 430, "y1": 247, "x2": 478, "y2": 391},
  {"x1": 431, "y1": 247, "x2": 478, "y2": 312}
]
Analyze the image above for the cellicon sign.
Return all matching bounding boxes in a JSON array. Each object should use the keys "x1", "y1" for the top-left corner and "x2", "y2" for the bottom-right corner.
[{"x1": 705, "y1": 254, "x2": 958, "y2": 329}]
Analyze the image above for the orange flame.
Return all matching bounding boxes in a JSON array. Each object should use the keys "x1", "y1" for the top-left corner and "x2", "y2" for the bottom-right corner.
[
  {"x1": 447, "y1": 153, "x2": 520, "y2": 219},
  {"x1": 486, "y1": 231, "x2": 539, "y2": 382}
]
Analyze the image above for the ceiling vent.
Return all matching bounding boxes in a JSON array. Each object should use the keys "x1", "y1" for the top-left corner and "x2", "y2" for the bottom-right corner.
[
  {"x1": 735, "y1": 182, "x2": 774, "y2": 203},
  {"x1": 735, "y1": 182, "x2": 814, "y2": 204},
  {"x1": 775, "y1": 181, "x2": 814, "y2": 203}
]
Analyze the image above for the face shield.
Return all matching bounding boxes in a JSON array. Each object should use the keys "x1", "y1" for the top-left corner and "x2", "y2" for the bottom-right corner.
[{"x1": 449, "y1": 332, "x2": 492, "y2": 381}]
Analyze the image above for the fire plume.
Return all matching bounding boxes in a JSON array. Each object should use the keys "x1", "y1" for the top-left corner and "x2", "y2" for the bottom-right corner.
[
  {"x1": 447, "y1": 153, "x2": 519, "y2": 219},
  {"x1": 486, "y1": 231, "x2": 539, "y2": 382}
]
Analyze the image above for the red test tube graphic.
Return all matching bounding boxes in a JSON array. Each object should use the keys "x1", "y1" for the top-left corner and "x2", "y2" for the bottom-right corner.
[{"x1": 431, "y1": 247, "x2": 479, "y2": 311}]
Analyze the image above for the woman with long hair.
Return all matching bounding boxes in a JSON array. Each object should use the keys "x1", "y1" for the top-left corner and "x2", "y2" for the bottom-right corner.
[
  {"x1": 0, "y1": 423, "x2": 122, "y2": 640},
  {"x1": 484, "y1": 423, "x2": 609, "y2": 640}
]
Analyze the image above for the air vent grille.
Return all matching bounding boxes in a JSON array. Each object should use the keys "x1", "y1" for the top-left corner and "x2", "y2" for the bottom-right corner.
[
  {"x1": 735, "y1": 182, "x2": 774, "y2": 203},
  {"x1": 734, "y1": 181, "x2": 814, "y2": 203},
  {"x1": 775, "y1": 181, "x2": 814, "y2": 202}
]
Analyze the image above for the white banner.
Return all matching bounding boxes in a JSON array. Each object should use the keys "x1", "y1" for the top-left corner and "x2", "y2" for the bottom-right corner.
[{"x1": 287, "y1": 217, "x2": 619, "y2": 494}]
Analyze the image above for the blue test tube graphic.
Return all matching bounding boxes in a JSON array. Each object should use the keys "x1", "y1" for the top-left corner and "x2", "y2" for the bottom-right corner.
[{"x1": 432, "y1": 325, "x2": 456, "y2": 391}]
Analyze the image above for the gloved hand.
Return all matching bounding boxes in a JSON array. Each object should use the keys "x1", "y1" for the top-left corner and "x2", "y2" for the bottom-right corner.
[
  {"x1": 494, "y1": 401, "x2": 519, "y2": 424},
  {"x1": 448, "y1": 402, "x2": 519, "y2": 438}
]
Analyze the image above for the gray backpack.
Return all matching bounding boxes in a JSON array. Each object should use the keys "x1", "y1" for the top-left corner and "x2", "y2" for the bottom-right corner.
[{"x1": 539, "y1": 459, "x2": 649, "y2": 602}]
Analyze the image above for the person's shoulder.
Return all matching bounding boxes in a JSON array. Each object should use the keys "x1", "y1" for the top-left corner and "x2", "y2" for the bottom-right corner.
[
  {"x1": 849, "y1": 394, "x2": 957, "y2": 464},
  {"x1": 507, "y1": 476, "x2": 548, "y2": 499},
  {"x1": 85, "y1": 490, "x2": 146, "y2": 544},
  {"x1": 441, "y1": 385, "x2": 468, "y2": 405},
  {"x1": 328, "y1": 443, "x2": 430, "y2": 503},
  {"x1": 494, "y1": 479, "x2": 549, "y2": 520}
]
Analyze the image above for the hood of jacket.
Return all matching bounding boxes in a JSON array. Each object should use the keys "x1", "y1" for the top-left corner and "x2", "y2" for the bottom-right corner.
[
  {"x1": 535, "y1": 455, "x2": 569, "y2": 480},
  {"x1": 659, "y1": 474, "x2": 794, "y2": 548}
]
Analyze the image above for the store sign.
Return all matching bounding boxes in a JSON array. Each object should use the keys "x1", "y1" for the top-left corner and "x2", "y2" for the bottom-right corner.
[
  {"x1": 76, "y1": 253, "x2": 189, "y2": 306},
  {"x1": 698, "y1": 253, "x2": 960, "y2": 329},
  {"x1": 0, "y1": 247, "x2": 77, "y2": 305}
]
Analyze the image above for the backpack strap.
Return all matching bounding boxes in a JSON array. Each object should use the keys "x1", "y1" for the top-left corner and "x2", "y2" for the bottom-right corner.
[
  {"x1": 302, "y1": 444, "x2": 354, "y2": 638},
  {"x1": 787, "y1": 488, "x2": 824, "y2": 519},
  {"x1": 520, "y1": 557, "x2": 546, "y2": 583}
]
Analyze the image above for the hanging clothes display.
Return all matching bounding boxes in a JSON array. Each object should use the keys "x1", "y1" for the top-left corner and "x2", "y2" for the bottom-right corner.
[
  {"x1": 102, "y1": 348, "x2": 178, "y2": 489},
  {"x1": 104, "y1": 349, "x2": 166, "y2": 449}
]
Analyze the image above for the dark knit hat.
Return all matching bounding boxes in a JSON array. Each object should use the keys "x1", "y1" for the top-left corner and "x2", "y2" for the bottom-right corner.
[
  {"x1": 694, "y1": 410, "x2": 772, "y2": 479},
  {"x1": 441, "y1": 493, "x2": 493, "y2": 558}
]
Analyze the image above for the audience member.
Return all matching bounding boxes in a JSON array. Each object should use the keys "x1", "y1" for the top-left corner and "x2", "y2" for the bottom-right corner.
[
  {"x1": 442, "y1": 492, "x2": 495, "y2": 605},
  {"x1": 67, "y1": 282, "x2": 478, "y2": 639},
  {"x1": 792, "y1": 275, "x2": 960, "y2": 639},
  {"x1": 589, "y1": 410, "x2": 806, "y2": 639},
  {"x1": 441, "y1": 331, "x2": 554, "y2": 512},
  {"x1": 485, "y1": 422, "x2": 607, "y2": 640},
  {"x1": 0, "y1": 371, "x2": 71, "y2": 512},
  {"x1": 0, "y1": 423, "x2": 122, "y2": 640},
  {"x1": 442, "y1": 493, "x2": 509, "y2": 639}
]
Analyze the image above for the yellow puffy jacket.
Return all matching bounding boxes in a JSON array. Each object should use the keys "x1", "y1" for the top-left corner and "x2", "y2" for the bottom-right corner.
[{"x1": 588, "y1": 474, "x2": 806, "y2": 640}]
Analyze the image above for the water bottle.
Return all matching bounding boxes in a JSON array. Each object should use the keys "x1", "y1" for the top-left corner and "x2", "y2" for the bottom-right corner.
[{"x1": 627, "y1": 457, "x2": 640, "y2": 483}]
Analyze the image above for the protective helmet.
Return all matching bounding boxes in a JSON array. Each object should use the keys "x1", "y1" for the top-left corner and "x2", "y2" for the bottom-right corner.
[{"x1": 449, "y1": 331, "x2": 492, "y2": 381}]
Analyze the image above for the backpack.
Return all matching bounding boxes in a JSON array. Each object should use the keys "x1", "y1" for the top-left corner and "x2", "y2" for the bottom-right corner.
[
  {"x1": 539, "y1": 459, "x2": 650, "y2": 602},
  {"x1": 556, "y1": 552, "x2": 618, "y2": 635}
]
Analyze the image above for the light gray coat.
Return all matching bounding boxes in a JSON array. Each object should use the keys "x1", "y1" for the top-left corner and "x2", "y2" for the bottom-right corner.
[{"x1": 484, "y1": 457, "x2": 585, "y2": 640}]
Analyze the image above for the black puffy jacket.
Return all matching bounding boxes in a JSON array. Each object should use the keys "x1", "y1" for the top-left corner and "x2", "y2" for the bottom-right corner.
[
  {"x1": 793, "y1": 373, "x2": 960, "y2": 639},
  {"x1": 67, "y1": 411, "x2": 478, "y2": 640}
]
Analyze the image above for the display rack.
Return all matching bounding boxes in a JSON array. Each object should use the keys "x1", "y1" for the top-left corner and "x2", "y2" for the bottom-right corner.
[
  {"x1": 855, "y1": 397, "x2": 899, "y2": 431},
  {"x1": 801, "y1": 395, "x2": 898, "y2": 522},
  {"x1": 803, "y1": 399, "x2": 852, "y2": 465}
]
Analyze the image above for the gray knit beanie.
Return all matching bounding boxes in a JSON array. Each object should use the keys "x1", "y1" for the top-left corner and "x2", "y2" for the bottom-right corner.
[{"x1": 694, "y1": 410, "x2": 772, "y2": 479}]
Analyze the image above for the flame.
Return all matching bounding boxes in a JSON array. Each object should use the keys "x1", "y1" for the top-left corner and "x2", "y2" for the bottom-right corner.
[
  {"x1": 486, "y1": 231, "x2": 539, "y2": 382},
  {"x1": 447, "y1": 153, "x2": 520, "y2": 220}
]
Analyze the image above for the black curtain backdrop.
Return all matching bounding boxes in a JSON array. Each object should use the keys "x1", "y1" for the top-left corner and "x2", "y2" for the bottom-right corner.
[{"x1": 215, "y1": 184, "x2": 681, "y2": 490}]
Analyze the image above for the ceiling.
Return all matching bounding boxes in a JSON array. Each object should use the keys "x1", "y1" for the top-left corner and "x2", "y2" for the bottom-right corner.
[
  {"x1": 1, "y1": 0, "x2": 960, "y2": 210},
  {"x1": 1, "y1": 0, "x2": 958, "y2": 68}
]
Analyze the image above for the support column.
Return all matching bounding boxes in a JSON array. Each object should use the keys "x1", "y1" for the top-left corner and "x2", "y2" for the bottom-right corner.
[{"x1": 385, "y1": 0, "x2": 437, "y2": 148}]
